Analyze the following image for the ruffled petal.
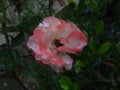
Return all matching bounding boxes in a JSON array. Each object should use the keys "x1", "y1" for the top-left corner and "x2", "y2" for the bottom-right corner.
[
  {"x1": 61, "y1": 54, "x2": 73, "y2": 65},
  {"x1": 27, "y1": 36, "x2": 41, "y2": 54},
  {"x1": 57, "y1": 22, "x2": 79, "y2": 39},
  {"x1": 52, "y1": 57, "x2": 64, "y2": 67},
  {"x1": 42, "y1": 16, "x2": 61, "y2": 27},
  {"x1": 59, "y1": 31, "x2": 87, "y2": 53}
]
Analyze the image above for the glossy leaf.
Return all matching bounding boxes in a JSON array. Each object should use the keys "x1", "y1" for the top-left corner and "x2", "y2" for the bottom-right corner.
[
  {"x1": 98, "y1": 42, "x2": 112, "y2": 54},
  {"x1": 89, "y1": 37, "x2": 96, "y2": 53},
  {"x1": 76, "y1": 60, "x2": 86, "y2": 67},
  {"x1": 95, "y1": 20, "x2": 104, "y2": 36},
  {"x1": 59, "y1": 76, "x2": 71, "y2": 90},
  {"x1": 90, "y1": 0, "x2": 99, "y2": 13}
]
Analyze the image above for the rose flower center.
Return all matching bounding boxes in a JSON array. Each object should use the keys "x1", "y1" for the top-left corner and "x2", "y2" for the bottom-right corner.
[{"x1": 54, "y1": 39, "x2": 63, "y2": 47}]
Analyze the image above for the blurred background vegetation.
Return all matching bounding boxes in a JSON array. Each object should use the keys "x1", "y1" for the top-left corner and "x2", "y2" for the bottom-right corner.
[{"x1": 0, "y1": 0, "x2": 120, "y2": 90}]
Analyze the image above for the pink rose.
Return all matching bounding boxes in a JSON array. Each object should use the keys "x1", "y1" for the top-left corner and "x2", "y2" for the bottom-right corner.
[{"x1": 27, "y1": 16, "x2": 87, "y2": 72}]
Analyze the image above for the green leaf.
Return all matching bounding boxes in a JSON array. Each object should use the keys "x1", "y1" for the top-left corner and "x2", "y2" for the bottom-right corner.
[
  {"x1": 11, "y1": 32, "x2": 24, "y2": 48},
  {"x1": 89, "y1": 37, "x2": 96, "y2": 53},
  {"x1": 116, "y1": 46, "x2": 120, "y2": 53},
  {"x1": 98, "y1": 42, "x2": 112, "y2": 54},
  {"x1": 60, "y1": 76, "x2": 78, "y2": 90},
  {"x1": 67, "y1": 0, "x2": 79, "y2": 5},
  {"x1": 59, "y1": 76, "x2": 71, "y2": 90},
  {"x1": 76, "y1": 60, "x2": 86, "y2": 67},
  {"x1": 95, "y1": 20, "x2": 104, "y2": 36},
  {"x1": 90, "y1": 0, "x2": 99, "y2": 13},
  {"x1": 67, "y1": 0, "x2": 73, "y2": 3}
]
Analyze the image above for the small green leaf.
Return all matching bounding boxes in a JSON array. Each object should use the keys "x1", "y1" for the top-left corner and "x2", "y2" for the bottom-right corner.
[
  {"x1": 98, "y1": 42, "x2": 112, "y2": 54},
  {"x1": 95, "y1": 20, "x2": 104, "y2": 36},
  {"x1": 67, "y1": 0, "x2": 73, "y2": 3},
  {"x1": 116, "y1": 46, "x2": 120, "y2": 53},
  {"x1": 67, "y1": 0, "x2": 79, "y2": 5},
  {"x1": 59, "y1": 76, "x2": 71, "y2": 90},
  {"x1": 90, "y1": 0, "x2": 99, "y2": 13},
  {"x1": 89, "y1": 37, "x2": 96, "y2": 53},
  {"x1": 76, "y1": 60, "x2": 86, "y2": 67}
]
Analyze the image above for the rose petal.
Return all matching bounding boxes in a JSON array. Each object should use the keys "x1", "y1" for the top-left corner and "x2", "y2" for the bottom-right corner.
[
  {"x1": 64, "y1": 63, "x2": 72, "y2": 70},
  {"x1": 42, "y1": 16, "x2": 61, "y2": 27},
  {"x1": 59, "y1": 31, "x2": 87, "y2": 53},
  {"x1": 57, "y1": 22, "x2": 79, "y2": 39},
  {"x1": 61, "y1": 54, "x2": 73, "y2": 64}
]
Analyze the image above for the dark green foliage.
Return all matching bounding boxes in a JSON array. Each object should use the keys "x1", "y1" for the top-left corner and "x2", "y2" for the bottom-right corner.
[
  {"x1": 0, "y1": 0, "x2": 120, "y2": 90},
  {"x1": 11, "y1": 32, "x2": 24, "y2": 48}
]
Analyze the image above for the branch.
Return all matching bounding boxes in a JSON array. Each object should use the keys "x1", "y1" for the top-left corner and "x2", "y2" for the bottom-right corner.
[{"x1": 12, "y1": 71, "x2": 28, "y2": 90}]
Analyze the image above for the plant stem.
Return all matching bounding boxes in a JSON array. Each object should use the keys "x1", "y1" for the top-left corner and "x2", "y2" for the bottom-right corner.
[{"x1": 12, "y1": 71, "x2": 28, "y2": 90}]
